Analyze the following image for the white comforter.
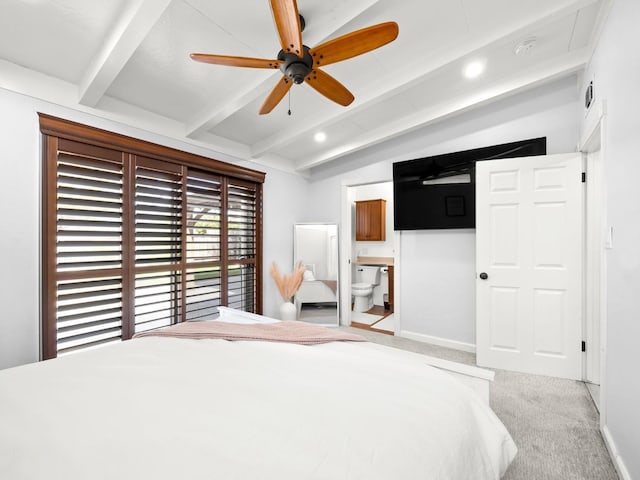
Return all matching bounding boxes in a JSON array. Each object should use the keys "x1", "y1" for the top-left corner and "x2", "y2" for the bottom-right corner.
[{"x1": 0, "y1": 330, "x2": 516, "y2": 479}]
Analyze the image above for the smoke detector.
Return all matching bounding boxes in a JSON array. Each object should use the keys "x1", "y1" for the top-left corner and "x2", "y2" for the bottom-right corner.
[{"x1": 514, "y1": 37, "x2": 537, "y2": 56}]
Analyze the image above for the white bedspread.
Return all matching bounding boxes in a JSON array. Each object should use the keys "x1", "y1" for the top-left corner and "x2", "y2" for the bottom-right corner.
[{"x1": 0, "y1": 332, "x2": 516, "y2": 479}]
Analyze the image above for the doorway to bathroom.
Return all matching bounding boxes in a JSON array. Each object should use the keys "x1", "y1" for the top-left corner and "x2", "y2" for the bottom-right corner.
[{"x1": 340, "y1": 181, "x2": 397, "y2": 335}]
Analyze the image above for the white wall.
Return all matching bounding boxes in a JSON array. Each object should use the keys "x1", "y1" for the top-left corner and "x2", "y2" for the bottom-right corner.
[
  {"x1": 308, "y1": 75, "x2": 580, "y2": 345},
  {"x1": 261, "y1": 170, "x2": 311, "y2": 317},
  {"x1": 0, "y1": 90, "x2": 41, "y2": 370},
  {"x1": 579, "y1": 0, "x2": 640, "y2": 477},
  {"x1": 0, "y1": 87, "x2": 309, "y2": 370},
  {"x1": 399, "y1": 229, "x2": 476, "y2": 344}
]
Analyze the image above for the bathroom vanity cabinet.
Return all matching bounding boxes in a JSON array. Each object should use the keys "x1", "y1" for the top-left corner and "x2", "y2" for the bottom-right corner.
[{"x1": 355, "y1": 199, "x2": 386, "y2": 241}]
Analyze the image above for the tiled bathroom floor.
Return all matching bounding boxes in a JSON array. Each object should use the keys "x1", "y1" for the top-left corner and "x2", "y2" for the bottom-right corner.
[{"x1": 351, "y1": 305, "x2": 394, "y2": 335}]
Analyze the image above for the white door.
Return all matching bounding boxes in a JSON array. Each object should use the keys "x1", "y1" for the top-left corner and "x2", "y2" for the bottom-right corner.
[{"x1": 476, "y1": 153, "x2": 583, "y2": 380}]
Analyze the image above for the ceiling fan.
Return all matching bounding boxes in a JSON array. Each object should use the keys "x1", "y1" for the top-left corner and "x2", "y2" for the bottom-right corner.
[{"x1": 190, "y1": 0, "x2": 399, "y2": 115}]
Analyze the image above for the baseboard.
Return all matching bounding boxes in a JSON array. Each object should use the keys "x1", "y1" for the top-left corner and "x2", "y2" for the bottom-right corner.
[
  {"x1": 399, "y1": 330, "x2": 476, "y2": 353},
  {"x1": 601, "y1": 424, "x2": 632, "y2": 480}
]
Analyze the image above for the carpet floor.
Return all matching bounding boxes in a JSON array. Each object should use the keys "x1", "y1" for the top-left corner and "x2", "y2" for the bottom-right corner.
[{"x1": 340, "y1": 326, "x2": 618, "y2": 480}]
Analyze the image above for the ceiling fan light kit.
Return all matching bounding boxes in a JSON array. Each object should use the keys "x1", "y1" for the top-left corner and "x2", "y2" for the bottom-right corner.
[{"x1": 190, "y1": 0, "x2": 399, "y2": 115}]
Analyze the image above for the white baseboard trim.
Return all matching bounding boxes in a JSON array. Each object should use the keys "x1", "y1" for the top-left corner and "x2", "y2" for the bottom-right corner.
[
  {"x1": 399, "y1": 330, "x2": 476, "y2": 353},
  {"x1": 601, "y1": 424, "x2": 631, "y2": 480}
]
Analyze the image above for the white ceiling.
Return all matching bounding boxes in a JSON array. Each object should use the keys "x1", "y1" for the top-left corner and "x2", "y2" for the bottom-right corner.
[{"x1": 0, "y1": 0, "x2": 607, "y2": 176}]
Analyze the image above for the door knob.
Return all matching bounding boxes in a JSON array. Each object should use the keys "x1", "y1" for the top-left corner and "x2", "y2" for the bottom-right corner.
[{"x1": 479, "y1": 272, "x2": 488, "y2": 280}]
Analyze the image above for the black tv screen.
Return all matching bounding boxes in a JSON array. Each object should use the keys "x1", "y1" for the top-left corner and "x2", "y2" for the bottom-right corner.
[{"x1": 393, "y1": 137, "x2": 546, "y2": 230}]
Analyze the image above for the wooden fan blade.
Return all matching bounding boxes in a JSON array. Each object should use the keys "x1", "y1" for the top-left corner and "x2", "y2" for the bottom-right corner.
[
  {"x1": 305, "y1": 69, "x2": 354, "y2": 107},
  {"x1": 309, "y1": 22, "x2": 399, "y2": 67},
  {"x1": 190, "y1": 53, "x2": 282, "y2": 69},
  {"x1": 269, "y1": 0, "x2": 303, "y2": 57},
  {"x1": 259, "y1": 76, "x2": 294, "y2": 114}
]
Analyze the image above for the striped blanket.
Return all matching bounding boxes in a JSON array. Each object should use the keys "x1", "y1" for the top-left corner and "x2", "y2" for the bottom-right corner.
[{"x1": 132, "y1": 320, "x2": 366, "y2": 345}]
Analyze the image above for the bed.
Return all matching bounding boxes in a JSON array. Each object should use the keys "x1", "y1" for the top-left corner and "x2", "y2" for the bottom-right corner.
[
  {"x1": 0, "y1": 308, "x2": 516, "y2": 479},
  {"x1": 295, "y1": 267, "x2": 338, "y2": 318}
]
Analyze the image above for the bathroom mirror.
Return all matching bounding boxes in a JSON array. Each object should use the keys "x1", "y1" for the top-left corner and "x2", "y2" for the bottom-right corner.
[{"x1": 293, "y1": 223, "x2": 339, "y2": 326}]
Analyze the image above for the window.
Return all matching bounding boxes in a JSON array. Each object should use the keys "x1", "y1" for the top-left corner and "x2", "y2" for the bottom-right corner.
[{"x1": 41, "y1": 114, "x2": 264, "y2": 359}]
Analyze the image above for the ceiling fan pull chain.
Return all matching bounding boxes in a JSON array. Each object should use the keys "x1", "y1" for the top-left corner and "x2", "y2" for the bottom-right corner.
[{"x1": 288, "y1": 89, "x2": 292, "y2": 116}]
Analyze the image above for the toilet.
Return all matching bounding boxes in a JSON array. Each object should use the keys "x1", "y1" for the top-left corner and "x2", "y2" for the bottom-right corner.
[{"x1": 351, "y1": 265, "x2": 381, "y2": 312}]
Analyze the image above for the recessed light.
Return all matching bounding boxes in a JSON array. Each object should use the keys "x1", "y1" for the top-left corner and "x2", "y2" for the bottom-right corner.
[
  {"x1": 463, "y1": 61, "x2": 485, "y2": 79},
  {"x1": 314, "y1": 132, "x2": 327, "y2": 143}
]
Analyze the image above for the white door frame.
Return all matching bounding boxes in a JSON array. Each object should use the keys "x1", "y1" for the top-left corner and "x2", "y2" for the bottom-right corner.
[
  {"x1": 339, "y1": 184, "x2": 355, "y2": 327},
  {"x1": 579, "y1": 101, "x2": 608, "y2": 425},
  {"x1": 339, "y1": 180, "x2": 401, "y2": 334}
]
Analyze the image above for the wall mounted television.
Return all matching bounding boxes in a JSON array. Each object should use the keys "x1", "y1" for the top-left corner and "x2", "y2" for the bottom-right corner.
[{"x1": 393, "y1": 137, "x2": 547, "y2": 230}]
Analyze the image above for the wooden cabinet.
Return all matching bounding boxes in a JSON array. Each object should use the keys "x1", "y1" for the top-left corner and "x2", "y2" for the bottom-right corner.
[{"x1": 355, "y1": 199, "x2": 386, "y2": 241}]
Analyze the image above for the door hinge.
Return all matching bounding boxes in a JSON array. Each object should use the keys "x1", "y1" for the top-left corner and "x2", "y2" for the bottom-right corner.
[
  {"x1": 581, "y1": 341, "x2": 586, "y2": 352},
  {"x1": 582, "y1": 172, "x2": 586, "y2": 183}
]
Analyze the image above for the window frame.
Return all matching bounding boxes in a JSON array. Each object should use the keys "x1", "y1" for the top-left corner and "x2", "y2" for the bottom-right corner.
[{"x1": 40, "y1": 114, "x2": 264, "y2": 360}]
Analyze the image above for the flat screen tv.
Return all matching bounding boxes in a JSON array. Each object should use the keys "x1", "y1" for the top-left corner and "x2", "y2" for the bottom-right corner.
[{"x1": 393, "y1": 137, "x2": 546, "y2": 230}]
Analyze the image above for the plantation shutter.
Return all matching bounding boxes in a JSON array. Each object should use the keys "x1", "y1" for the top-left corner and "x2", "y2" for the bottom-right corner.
[
  {"x1": 227, "y1": 180, "x2": 258, "y2": 311},
  {"x1": 53, "y1": 139, "x2": 125, "y2": 355},
  {"x1": 41, "y1": 114, "x2": 264, "y2": 360},
  {"x1": 133, "y1": 158, "x2": 184, "y2": 334},
  {"x1": 184, "y1": 171, "x2": 223, "y2": 321}
]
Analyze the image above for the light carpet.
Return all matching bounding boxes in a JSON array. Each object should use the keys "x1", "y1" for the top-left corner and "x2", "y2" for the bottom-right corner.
[
  {"x1": 298, "y1": 304, "x2": 339, "y2": 326},
  {"x1": 340, "y1": 326, "x2": 618, "y2": 480}
]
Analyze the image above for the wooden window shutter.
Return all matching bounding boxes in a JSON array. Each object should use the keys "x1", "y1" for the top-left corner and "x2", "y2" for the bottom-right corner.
[
  {"x1": 226, "y1": 180, "x2": 260, "y2": 312},
  {"x1": 183, "y1": 170, "x2": 223, "y2": 321},
  {"x1": 51, "y1": 139, "x2": 126, "y2": 356},
  {"x1": 41, "y1": 114, "x2": 264, "y2": 360},
  {"x1": 132, "y1": 157, "x2": 184, "y2": 335}
]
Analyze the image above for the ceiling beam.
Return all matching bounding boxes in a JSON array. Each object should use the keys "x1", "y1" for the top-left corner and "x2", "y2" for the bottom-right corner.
[
  {"x1": 184, "y1": 0, "x2": 382, "y2": 138},
  {"x1": 185, "y1": 74, "x2": 280, "y2": 139},
  {"x1": 295, "y1": 48, "x2": 589, "y2": 171},
  {"x1": 78, "y1": 0, "x2": 173, "y2": 107},
  {"x1": 249, "y1": 0, "x2": 601, "y2": 159},
  {"x1": 0, "y1": 56, "x2": 255, "y2": 163}
]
